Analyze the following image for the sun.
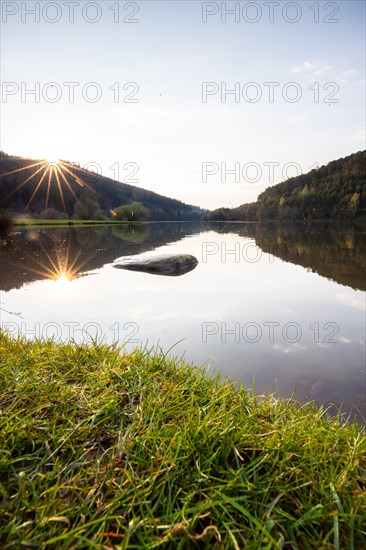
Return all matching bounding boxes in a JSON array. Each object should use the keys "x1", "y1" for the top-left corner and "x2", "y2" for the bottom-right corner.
[
  {"x1": 0, "y1": 155, "x2": 98, "y2": 213},
  {"x1": 45, "y1": 158, "x2": 61, "y2": 167},
  {"x1": 54, "y1": 274, "x2": 71, "y2": 287}
]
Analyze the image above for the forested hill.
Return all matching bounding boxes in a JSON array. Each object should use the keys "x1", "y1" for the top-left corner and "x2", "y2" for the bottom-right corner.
[
  {"x1": 257, "y1": 150, "x2": 366, "y2": 220},
  {"x1": 0, "y1": 153, "x2": 203, "y2": 221},
  {"x1": 207, "y1": 150, "x2": 366, "y2": 221}
]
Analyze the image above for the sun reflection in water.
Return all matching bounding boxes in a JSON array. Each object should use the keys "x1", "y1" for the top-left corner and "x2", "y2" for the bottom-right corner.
[
  {"x1": 22, "y1": 237, "x2": 91, "y2": 289},
  {"x1": 54, "y1": 273, "x2": 71, "y2": 288}
]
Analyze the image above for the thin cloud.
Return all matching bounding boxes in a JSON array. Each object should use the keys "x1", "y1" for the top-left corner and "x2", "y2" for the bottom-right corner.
[
  {"x1": 338, "y1": 69, "x2": 359, "y2": 81},
  {"x1": 290, "y1": 61, "x2": 332, "y2": 77},
  {"x1": 336, "y1": 293, "x2": 366, "y2": 311}
]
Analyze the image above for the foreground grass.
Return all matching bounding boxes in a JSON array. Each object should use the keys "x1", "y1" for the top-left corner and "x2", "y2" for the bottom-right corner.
[{"x1": 0, "y1": 333, "x2": 365, "y2": 549}]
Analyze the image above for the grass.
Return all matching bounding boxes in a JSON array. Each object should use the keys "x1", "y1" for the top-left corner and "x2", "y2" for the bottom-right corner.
[
  {"x1": 0, "y1": 331, "x2": 365, "y2": 549},
  {"x1": 13, "y1": 219, "x2": 134, "y2": 228}
]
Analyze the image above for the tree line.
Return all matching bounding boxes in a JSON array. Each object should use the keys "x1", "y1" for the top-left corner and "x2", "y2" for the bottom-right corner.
[{"x1": 205, "y1": 150, "x2": 366, "y2": 222}]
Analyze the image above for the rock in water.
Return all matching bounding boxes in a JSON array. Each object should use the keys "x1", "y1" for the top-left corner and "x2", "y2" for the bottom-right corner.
[{"x1": 113, "y1": 254, "x2": 198, "y2": 277}]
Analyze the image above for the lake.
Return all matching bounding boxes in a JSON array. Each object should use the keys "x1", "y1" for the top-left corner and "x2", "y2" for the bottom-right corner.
[{"x1": 1, "y1": 222, "x2": 365, "y2": 423}]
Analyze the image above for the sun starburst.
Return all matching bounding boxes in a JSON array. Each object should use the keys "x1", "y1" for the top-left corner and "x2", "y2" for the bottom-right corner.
[
  {"x1": 22, "y1": 236, "x2": 91, "y2": 286},
  {"x1": 45, "y1": 158, "x2": 61, "y2": 166},
  {"x1": 0, "y1": 157, "x2": 99, "y2": 213}
]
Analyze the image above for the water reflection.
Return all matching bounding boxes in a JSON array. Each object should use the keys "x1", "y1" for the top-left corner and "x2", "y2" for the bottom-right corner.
[
  {"x1": 0, "y1": 222, "x2": 204, "y2": 291},
  {"x1": 1, "y1": 222, "x2": 365, "y2": 292},
  {"x1": 0, "y1": 222, "x2": 365, "y2": 423},
  {"x1": 210, "y1": 222, "x2": 366, "y2": 291},
  {"x1": 112, "y1": 223, "x2": 150, "y2": 243}
]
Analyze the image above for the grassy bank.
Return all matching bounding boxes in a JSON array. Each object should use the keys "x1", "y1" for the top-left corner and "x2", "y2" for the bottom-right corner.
[
  {"x1": 0, "y1": 332, "x2": 365, "y2": 548},
  {"x1": 13, "y1": 219, "x2": 132, "y2": 228}
]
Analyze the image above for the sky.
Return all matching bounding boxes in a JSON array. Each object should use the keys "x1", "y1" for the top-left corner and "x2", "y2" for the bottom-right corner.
[{"x1": 1, "y1": 0, "x2": 365, "y2": 210}]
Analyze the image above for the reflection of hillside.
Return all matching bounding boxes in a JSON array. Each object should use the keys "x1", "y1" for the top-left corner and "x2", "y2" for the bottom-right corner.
[
  {"x1": 208, "y1": 222, "x2": 366, "y2": 291},
  {"x1": 0, "y1": 223, "x2": 205, "y2": 292},
  {"x1": 2, "y1": 222, "x2": 365, "y2": 292}
]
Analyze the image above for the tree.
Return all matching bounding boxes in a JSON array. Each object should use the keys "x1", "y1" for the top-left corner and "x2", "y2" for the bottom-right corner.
[
  {"x1": 300, "y1": 184, "x2": 309, "y2": 196},
  {"x1": 350, "y1": 192, "x2": 360, "y2": 206},
  {"x1": 349, "y1": 192, "x2": 360, "y2": 219},
  {"x1": 0, "y1": 211, "x2": 13, "y2": 235},
  {"x1": 41, "y1": 208, "x2": 62, "y2": 220},
  {"x1": 73, "y1": 197, "x2": 104, "y2": 220},
  {"x1": 113, "y1": 202, "x2": 149, "y2": 221}
]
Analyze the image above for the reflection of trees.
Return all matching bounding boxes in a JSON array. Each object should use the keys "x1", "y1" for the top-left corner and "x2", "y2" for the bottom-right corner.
[
  {"x1": 112, "y1": 224, "x2": 150, "y2": 243},
  {"x1": 208, "y1": 222, "x2": 366, "y2": 291},
  {"x1": 75, "y1": 227, "x2": 104, "y2": 249},
  {"x1": 2, "y1": 229, "x2": 98, "y2": 287},
  {"x1": 3, "y1": 221, "x2": 364, "y2": 292},
  {"x1": 0, "y1": 223, "x2": 205, "y2": 291}
]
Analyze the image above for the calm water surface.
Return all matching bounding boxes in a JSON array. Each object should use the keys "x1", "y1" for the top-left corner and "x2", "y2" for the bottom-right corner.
[{"x1": 1, "y1": 222, "x2": 365, "y2": 422}]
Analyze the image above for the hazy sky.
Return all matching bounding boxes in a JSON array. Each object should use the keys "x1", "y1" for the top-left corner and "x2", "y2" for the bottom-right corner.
[{"x1": 1, "y1": 0, "x2": 365, "y2": 209}]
